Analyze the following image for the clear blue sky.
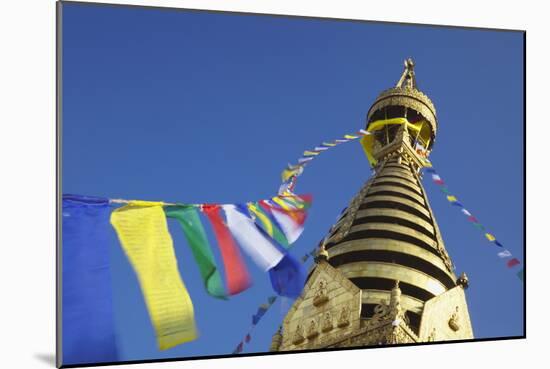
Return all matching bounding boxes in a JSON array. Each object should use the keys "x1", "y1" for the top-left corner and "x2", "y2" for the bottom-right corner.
[{"x1": 62, "y1": 2, "x2": 524, "y2": 363}]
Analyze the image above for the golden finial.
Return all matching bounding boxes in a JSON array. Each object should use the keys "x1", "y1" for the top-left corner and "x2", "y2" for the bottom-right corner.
[
  {"x1": 457, "y1": 272, "x2": 469, "y2": 289},
  {"x1": 315, "y1": 241, "x2": 329, "y2": 263},
  {"x1": 396, "y1": 58, "x2": 417, "y2": 90}
]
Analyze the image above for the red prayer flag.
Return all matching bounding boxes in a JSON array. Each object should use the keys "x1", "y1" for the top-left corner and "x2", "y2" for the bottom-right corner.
[
  {"x1": 202, "y1": 204, "x2": 252, "y2": 295},
  {"x1": 245, "y1": 334, "x2": 251, "y2": 343},
  {"x1": 467, "y1": 216, "x2": 478, "y2": 223},
  {"x1": 234, "y1": 342, "x2": 243, "y2": 353},
  {"x1": 507, "y1": 258, "x2": 520, "y2": 268}
]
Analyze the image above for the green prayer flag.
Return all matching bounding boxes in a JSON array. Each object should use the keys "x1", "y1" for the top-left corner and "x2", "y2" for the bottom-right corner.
[
  {"x1": 249, "y1": 202, "x2": 289, "y2": 248},
  {"x1": 440, "y1": 186, "x2": 450, "y2": 194},
  {"x1": 164, "y1": 205, "x2": 227, "y2": 299},
  {"x1": 472, "y1": 223, "x2": 485, "y2": 231}
]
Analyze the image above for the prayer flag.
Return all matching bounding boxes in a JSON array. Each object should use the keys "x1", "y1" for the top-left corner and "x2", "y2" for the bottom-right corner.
[
  {"x1": 495, "y1": 240, "x2": 504, "y2": 248},
  {"x1": 281, "y1": 169, "x2": 297, "y2": 182},
  {"x1": 62, "y1": 195, "x2": 118, "y2": 364},
  {"x1": 233, "y1": 342, "x2": 243, "y2": 354},
  {"x1": 446, "y1": 195, "x2": 457, "y2": 202},
  {"x1": 264, "y1": 201, "x2": 306, "y2": 244},
  {"x1": 485, "y1": 233, "x2": 496, "y2": 242},
  {"x1": 432, "y1": 174, "x2": 442, "y2": 182},
  {"x1": 498, "y1": 250, "x2": 512, "y2": 258},
  {"x1": 313, "y1": 146, "x2": 329, "y2": 151},
  {"x1": 278, "y1": 194, "x2": 312, "y2": 210},
  {"x1": 452, "y1": 201, "x2": 464, "y2": 207},
  {"x1": 473, "y1": 223, "x2": 485, "y2": 231},
  {"x1": 278, "y1": 182, "x2": 291, "y2": 195},
  {"x1": 507, "y1": 258, "x2": 520, "y2": 268},
  {"x1": 344, "y1": 134, "x2": 358, "y2": 139},
  {"x1": 322, "y1": 142, "x2": 337, "y2": 147},
  {"x1": 247, "y1": 202, "x2": 289, "y2": 248},
  {"x1": 335, "y1": 139, "x2": 349, "y2": 143},
  {"x1": 359, "y1": 129, "x2": 370, "y2": 135},
  {"x1": 268, "y1": 253, "x2": 306, "y2": 298},
  {"x1": 203, "y1": 204, "x2": 252, "y2": 295},
  {"x1": 303, "y1": 150, "x2": 320, "y2": 156},
  {"x1": 111, "y1": 201, "x2": 197, "y2": 350},
  {"x1": 439, "y1": 186, "x2": 450, "y2": 194},
  {"x1": 461, "y1": 208, "x2": 472, "y2": 216},
  {"x1": 425, "y1": 168, "x2": 436, "y2": 174},
  {"x1": 225, "y1": 205, "x2": 306, "y2": 297},
  {"x1": 245, "y1": 334, "x2": 251, "y2": 343},
  {"x1": 298, "y1": 157, "x2": 314, "y2": 164},
  {"x1": 164, "y1": 205, "x2": 226, "y2": 298},
  {"x1": 268, "y1": 296, "x2": 277, "y2": 304},
  {"x1": 223, "y1": 205, "x2": 285, "y2": 271},
  {"x1": 252, "y1": 309, "x2": 265, "y2": 325}
]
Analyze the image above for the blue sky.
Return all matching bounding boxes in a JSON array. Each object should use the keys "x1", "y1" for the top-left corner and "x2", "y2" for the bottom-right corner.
[{"x1": 62, "y1": 2, "x2": 524, "y2": 363}]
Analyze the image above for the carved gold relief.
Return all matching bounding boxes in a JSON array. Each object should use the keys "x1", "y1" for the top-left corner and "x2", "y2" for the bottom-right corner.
[
  {"x1": 337, "y1": 306, "x2": 351, "y2": 327},
  {"x1": 427, "y1": 328, "x2": 437, "y2": 342},
  {"x1": 292, "y1": 324, "x2": 305, "y2": 344},
  {"x1": 313, "y1": 279, "x2": 329, "y2": 306},
  {"x1": 448, "y1": 306, "x2": 460, "y2": 332},
  {"x1": 321, "y1": 312, "x2": 333, "y2": 332},
  {"x1": 306, "y1": 319, "x2": 319, "y2": 339}
]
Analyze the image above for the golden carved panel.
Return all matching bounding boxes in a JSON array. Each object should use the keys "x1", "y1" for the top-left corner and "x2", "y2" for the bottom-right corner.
[
  {"x1": 418, "y1": 286, "x2": 474, "y2": 341},
  {"x1": 279, "y1": 261, "x2": 362, "y2": 351}
]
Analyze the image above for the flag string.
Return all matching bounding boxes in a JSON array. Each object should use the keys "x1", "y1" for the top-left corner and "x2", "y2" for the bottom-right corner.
[
  {"x1": 231, "y1": 238, "x2": 324, "y2": 354},
  {"x1": 278, "y1": 130, "x2": 371, "y2": 194},
  {"x1": 424, "y1": 167, "x2": 524, "y2": 281}
]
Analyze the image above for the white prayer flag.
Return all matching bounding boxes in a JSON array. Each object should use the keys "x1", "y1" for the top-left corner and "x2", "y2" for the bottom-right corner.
[
  {"x1": 223, "y1": 205, "x2": 284, "y2": 271},
  {"x1": 498, "y1": 250, "x2": 512, "y2": 258}
]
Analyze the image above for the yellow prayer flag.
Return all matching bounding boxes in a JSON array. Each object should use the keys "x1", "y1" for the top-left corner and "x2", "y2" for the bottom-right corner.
[
  {"x1": 446, "y1": 195, "x2": 457, "y2": 202},
  {"x1": 485, "y1": 233, "x2": 496, "y2": 241},
  {"x1": 272, "y1": 196, "x2": 292, "y2": 210},
  {"x1": 344, "y1": 134, "x2": 358, "y2": 139},
  {"x1": 303, "y1": 150, "x2": 320, "y2": 156},
  {"x1": 111, "y1": 202, "x2": 197, "y2": 350},
  {"x1": 281, "y1": 168, "x2": 295, "y2": 181},
  {"x1": 248, "y1": 203, "x2": 273, "y2": 237}
]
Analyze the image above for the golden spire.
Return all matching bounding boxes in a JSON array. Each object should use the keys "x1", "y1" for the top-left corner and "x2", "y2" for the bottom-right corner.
[{"x1": 395, "y1": 58, "x2": 417, "y2": 89}]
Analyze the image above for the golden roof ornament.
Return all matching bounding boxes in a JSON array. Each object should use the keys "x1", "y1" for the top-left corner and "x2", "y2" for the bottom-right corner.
[
  {"x1": 456, "y1": 272, "x2": 469, "y2": 289},
  {"x1": 314, "y1": 241, "x2": 329, "y2": 263},
  {"x1": 396, "y1": 58, "x2": 417, "y2": 89},
  {"x1": 366, "y1": 58, "x2": 438, "y2": 148}
]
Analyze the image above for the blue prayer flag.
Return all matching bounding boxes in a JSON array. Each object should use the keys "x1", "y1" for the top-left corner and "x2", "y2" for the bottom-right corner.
[
  {"x1": 62, "y1": 195, "x2": 119, "y2": 365},
  {"x1": 268, "y1": 253, "x2": 306, "y2": 298},
  {"x1": 252, "y1": 308, "x2": 266, "y2": 325}
]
